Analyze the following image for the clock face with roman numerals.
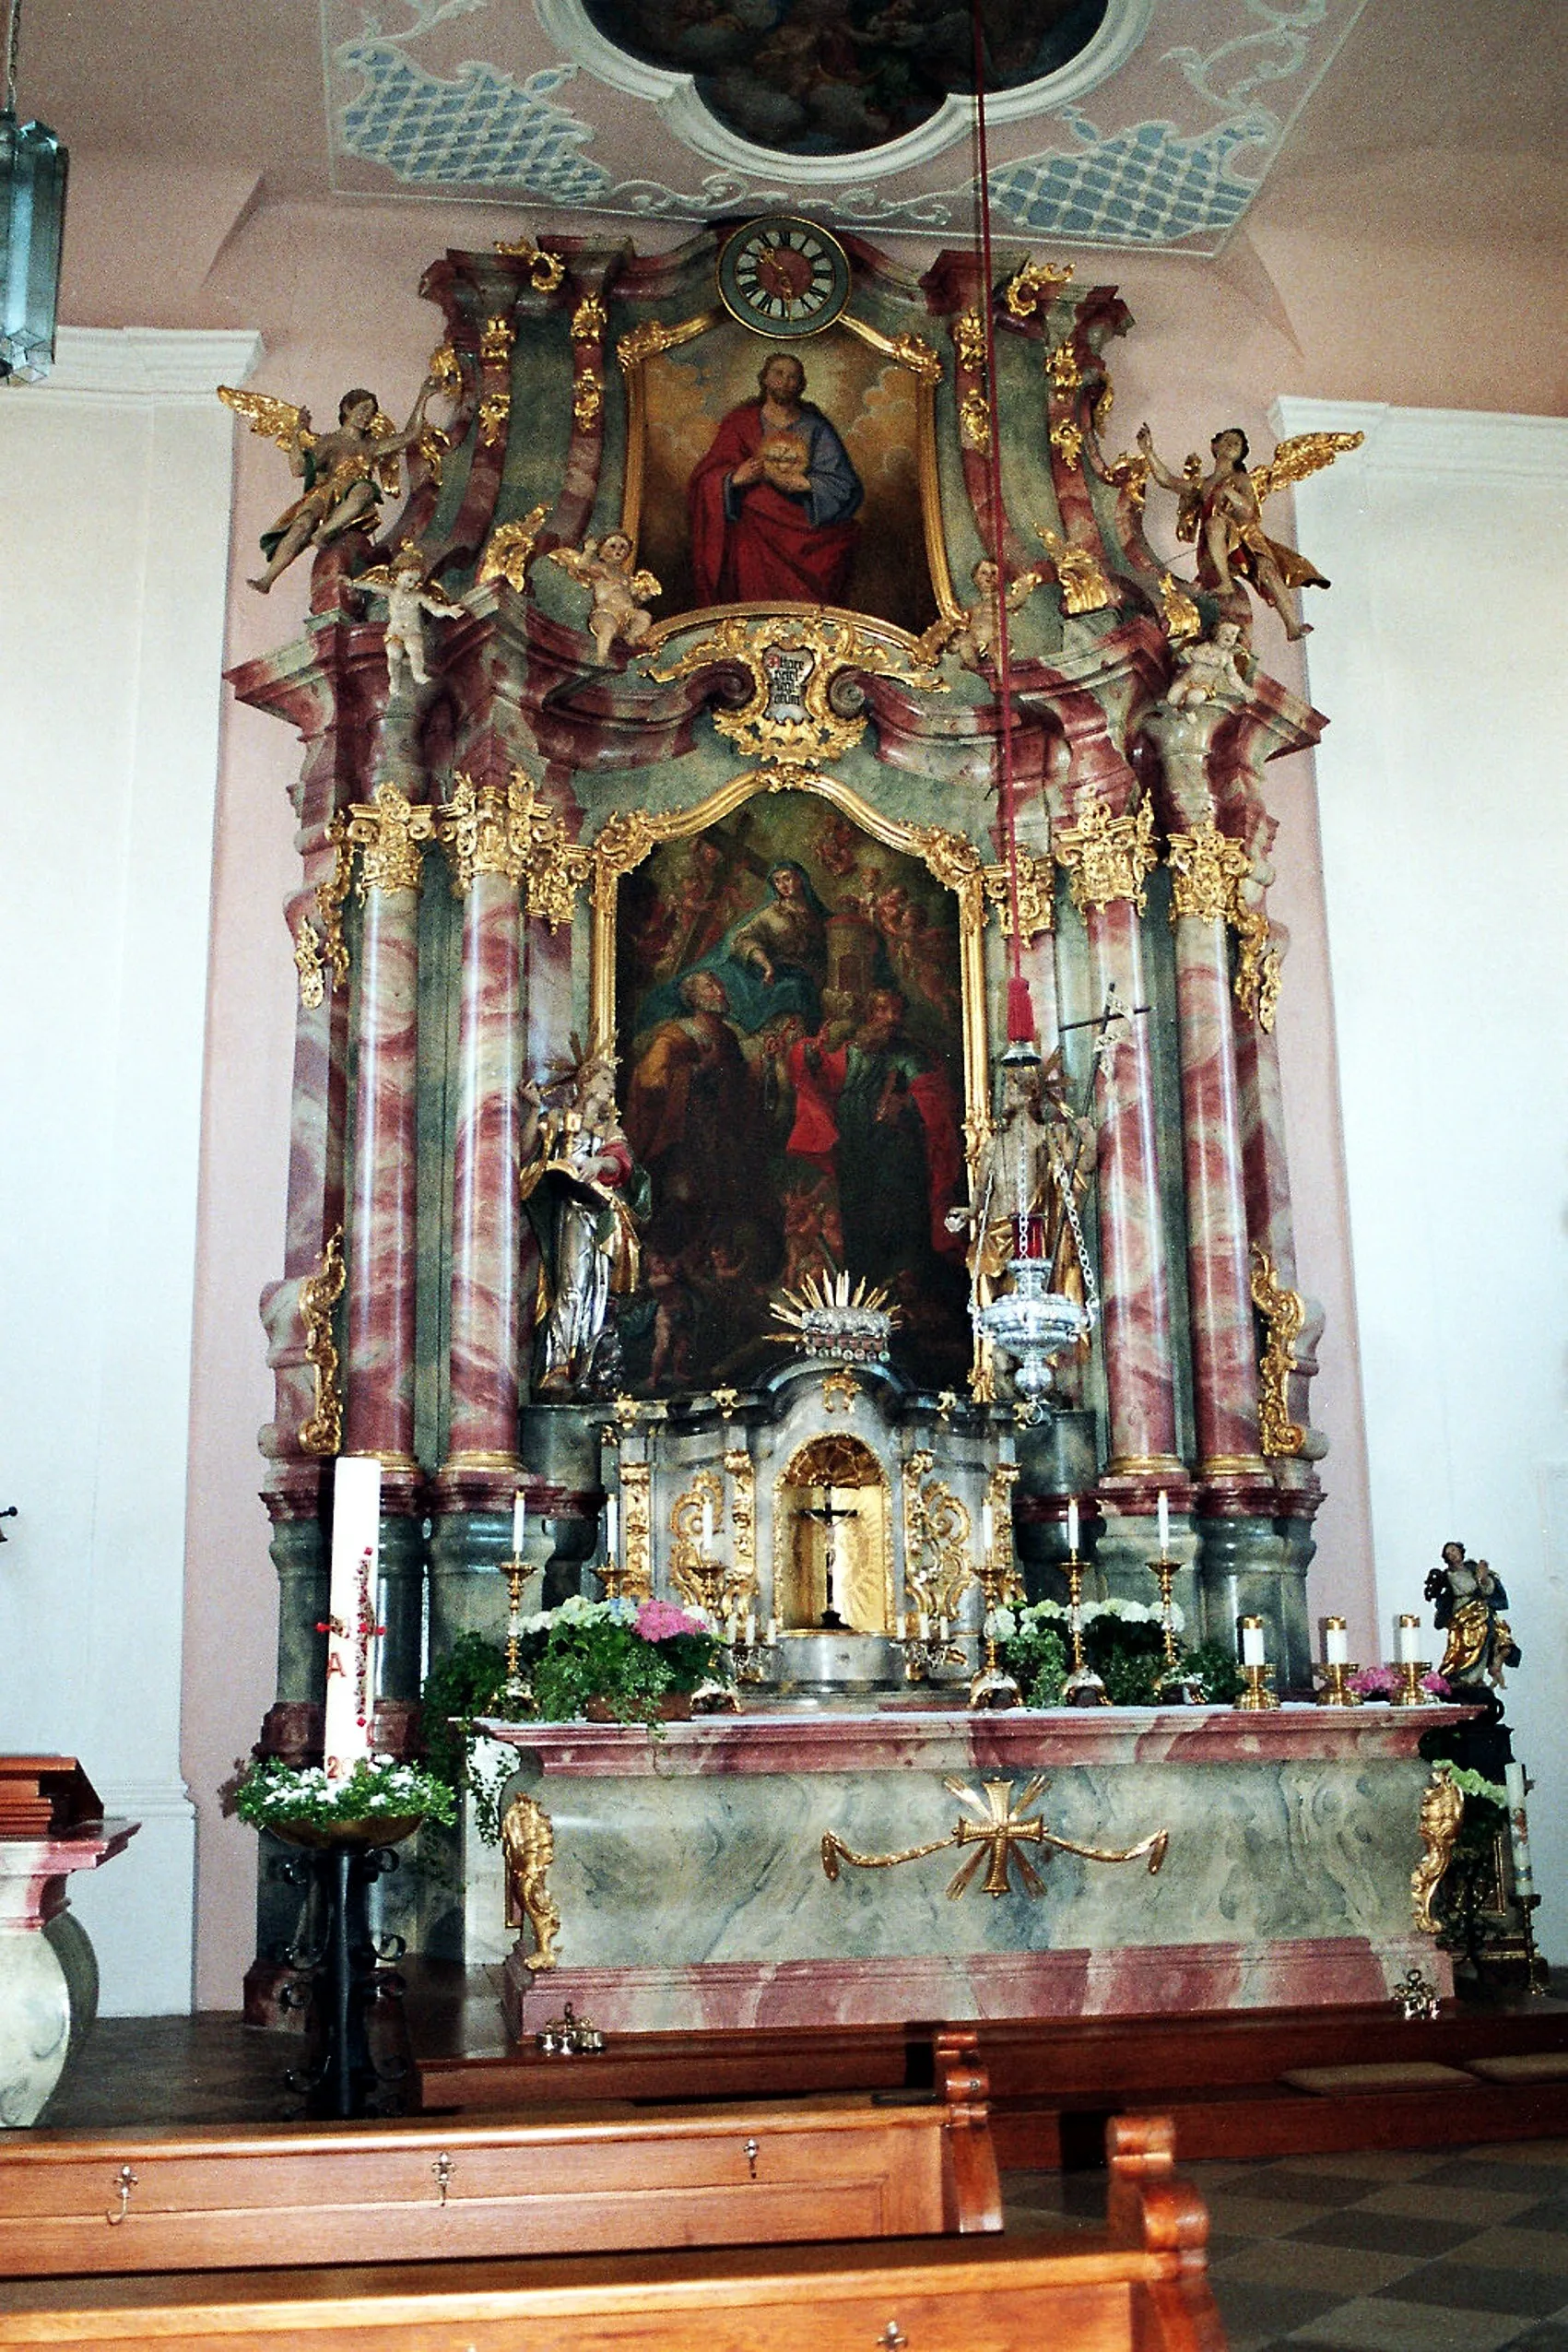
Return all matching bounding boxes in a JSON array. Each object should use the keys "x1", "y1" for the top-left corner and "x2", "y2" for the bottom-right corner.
[{"x1": 716, "y1": 219, "x2": 853, "y2": 339}]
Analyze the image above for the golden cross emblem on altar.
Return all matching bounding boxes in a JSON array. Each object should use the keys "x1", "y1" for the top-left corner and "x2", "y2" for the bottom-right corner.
[{"x1": 821, "y1": 1776, "x2": 1168, "y2": 1902}]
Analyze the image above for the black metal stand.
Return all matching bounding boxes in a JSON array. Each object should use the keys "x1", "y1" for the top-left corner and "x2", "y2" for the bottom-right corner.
[{"x1": 277, "y1": 1836, "x2": 410, "y2": 2118}]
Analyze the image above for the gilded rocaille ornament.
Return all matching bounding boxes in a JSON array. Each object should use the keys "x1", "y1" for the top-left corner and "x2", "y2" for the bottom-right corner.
[
  {"x1": 1055, "y1": 794, "x2": 1158, "y2": 916},
  {"x1": 1002, "y1": 257, "x2": 1072, "y2": 318},
  {"x1": 502, "y1": 1792, "x2": 562, "y2": 1968},
  {"x1": 821, "y1": 1776, "x2": 1168, "y2": 1900},
  {"x1": 952, "y1": 310, "x2": 987, "y2": 372},
  {"x1": 982, "y1": 854, "x2": 1055, "y2": 940},
  {"x1": 477, "y1": 505, "x2": 548, "y2": 593},
  {"x1": 649, "y1": 613, "x2": 938, "y2": 768},
  {"x1": 572, "y1": 369, "x2": 604, "y2": 430},
  {"x1": 314, "y1": 813, "x2": 353, "y2": 990},
  {"x1": 491, "y1": 236, "x2": 565, "y2": 291},
  {"x1": 298, "y1": 1226, "x2": 347, "y2": 1458},
  {"x1": 958, "y1": 389, "x2": 992, "y2": 453},
  {"x1": 479, "y1": 315, "x2": 518, "y2": 367},
  {"x1": 1249, "y1": 1243, "x2": 1306, "y2": 1457},
  {"x1": 1037, "y1": 524, "x2": 1112, "y2": 615},
  {"x1": 570, "y1": 292, "x2": 607, "y2": 342},
  {"x1": 292, "y1": 917, "x2": 325, "y2": 1010},
  {"x1": 1410, "y1": 1774, "x2": 1465, "y2": 1936}
]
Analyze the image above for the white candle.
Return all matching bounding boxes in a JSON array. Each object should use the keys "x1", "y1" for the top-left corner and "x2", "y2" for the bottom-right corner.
[
  {"x1": 1066, "y1": 1496, "x2": 1079, "y2": 1558},
  {"x1": 512, "y1": 1490, "x2": 527, "y2": 1558},
  {"x1": 1505, "y1": 1761, "x2": 1535, "y2": 1899},
  {"x1": 917, "y1": 1611, "x2": 930, "y2": 1640},
  {"x1": 1157, "y1": 1490, "x2": 1170, "y2": 1555},
  {"x1": 766, "y1": 1616, "x2": 780, "y2": 1645},
  {"x1": 895, "y1": 1611, "x2": 907, "y2": 1642},
  {"x1": 1240, "y1": 1617, "x2": 1265, "y2": 1668},
  {"x1": 1395, "y1": 1613, "x2": 1421, "y2": 1664},
  {"x1": 744, "y1": 1611, "x2": 757, "y2": 1647},
  {"x1": 982, "y1": 1499, "x2": 996, "y2": 1558},
  {"x1": 605, "y1": 1494, "x2": 619, "y2": 1563},
  {"x1": 1324, "y1": 1618, "x2": 1349, "y2": 1667},
  {"x1": 324, "y1": 1455, "x2": 382, "y2": 1779}
]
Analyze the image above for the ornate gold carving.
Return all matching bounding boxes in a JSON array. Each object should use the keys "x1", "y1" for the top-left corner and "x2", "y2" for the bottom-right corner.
[
  {"x1": 477, "y1": 392, "x2": 511, "y2": 448},
  {"x1": 670, "y1": 1469, "x2": 754, "y2": 1623},
  {"x1": 491, "y1": 239, "x2": 565, "y2": 291},
  {"x1": 572, "y1": 369, "x2": 604, "y2": 430},
  {"x1": 315, "y1": 813, "x2": 354, "y2": 990},
  {"x1": 648, "y1": 613, "x2": 940, "y2": 769},
  {"x1": 479, "y1": 314, "x2": 517, "y2": 366},
  {"x1": 1411, "y1": 1773, "x2": 1465, "y2": 1935},
  {"x1": 616, "y1": 312, "x2": 717, "y2": 373},
  {"x1": 427, "y1": 344, "x2": 463, "y2": 397},
  {"x1": 821, "y1": 1368, "x2": 860, "y2": 1413},
  {"x1": 1167, "y1": 821, "x2": 1251, "y2": 926},
  {"x1": 1055, "y1": 794, "x2": 1158, "y2": 915},
  {"x1": 959, "y1": 389, "x2": 992, "y2": 453},
  {"x1": 293, "y1": 917, "x2": 325, "y2": 1009},
  {"x1": 1158, "y1": 572, "x2": 1202, "y2": 640},
  {"x1": 1037, "y1": 524, "x2": 1111, "y2": 615},
  {"x1": 725, "y1": 1441, "x2": 757, "y2": 1595},
  {"x1": 617, "y1": 1460, "x2": 654, "y2": 1601},
  {"x1": 417, "y1": 424, "x2": 450, "y2": 486},
  {"x1": 822, "y1": 1775, "x2": 1168, "y2": 1899},
  {"x1": 982, "y1": 855, "x2": 1055, "y2": 940},
  {"x1": 984, "y1": 1460, "x2": 1024, "y2": 1610},
  {"x1": 501, "y1": 1792, "x2": 561, "y2": 1968},
  {"x1": 1048, "y1": 339, "x2": 1081, "y2": 394},
  {"x1": 1092, "y1": 380, "x2": 1114, "y2": 433},
  {"x1": 1249, "y1": 1243, "x2": 1306, "y2": 1458},
  {"x1": 347, "y1": 781, "x2": 435, "y2": 895},
  {"x1": 477, "y1": 504, "x2": 549, "y2": 592},
  {"x1": 952, "y1": 310, "x2": 986, "y2": 372},
  {"x1": 1105, "y1": 450, "x2": 1149, "y2": 507},
  {"x1": 571, "y1": 293, "x2": 607, "y2": 341},
  {"x1": 1233, "y1": 903, "x2": 1280, "y2": 1031},
  {"x1": 1048, "y1": 420, "x2": 1083, "y2": 466},
  {"x1": 1003, "y1": 257, "x2": 1072, "y2": 317},
  {"x1": 298, "y1": 1226, "x2": 347, "y2": 1458},
  {"x1": 901, "y1": 1448, "x2": 973, "y2": 1626},
  {"x1": 435, "y1": 766, "x2": 591, "y2": 922}
]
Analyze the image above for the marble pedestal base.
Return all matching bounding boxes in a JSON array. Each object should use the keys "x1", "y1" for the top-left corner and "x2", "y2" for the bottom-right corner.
[
  {"x1": 486, "y1": 1708, "x2": 1464, "y2": 2041},
  {"x1": 0, "y1": 1820, "x2": 136, "y2": 2126}
]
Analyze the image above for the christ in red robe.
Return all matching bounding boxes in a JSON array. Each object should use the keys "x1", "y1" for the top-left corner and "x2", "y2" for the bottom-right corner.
[{"x1": 688, "y1": 351, "x2": 863, "y2": 609}]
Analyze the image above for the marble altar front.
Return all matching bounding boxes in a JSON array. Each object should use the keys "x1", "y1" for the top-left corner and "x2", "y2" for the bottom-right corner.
[{"x1": 486, "y1": 1706, "x2": 1459, "y2": 2039}]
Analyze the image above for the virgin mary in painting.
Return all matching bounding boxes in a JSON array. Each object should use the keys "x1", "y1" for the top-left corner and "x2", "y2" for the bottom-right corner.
[{"x1": 635, "y1": 858, "x2": 829, "y2": 1036}]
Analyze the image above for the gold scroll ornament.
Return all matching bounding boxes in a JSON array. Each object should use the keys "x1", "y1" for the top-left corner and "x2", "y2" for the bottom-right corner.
[
  {"x1": 901, "y1": 1448, "x2": 974, "y2": 1630},
  {"x1": 1167, "y1": 821, "x2": 1281, "y2": 1032},
  {"x1": 298, "y1": 1226, "x2": 346, "y2": 1458},
  {"x1": 1055, "y1": 793, "x2": 1158, "y2": 916},
  {"x1": 348, "y1": 782, "x2": 435, "y2": 896},
  {"x1": 822, "y1": 1776, "x2": 1168, "y2": 1901},
  {"x1": 1248, "y1": 1243, "x2": 1306, "y2": 1459},
  {"x1": 1410, "y1": 1773, "x2": 1464, "y2": 1936},
  {"x1": 501, "y1": 1791, "x2": 561, "y2": 1968}
]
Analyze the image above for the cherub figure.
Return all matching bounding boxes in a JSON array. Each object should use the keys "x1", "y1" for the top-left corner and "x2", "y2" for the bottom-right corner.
[
  {"x1": 355, "y1": 545, "x2": 466, "y2": 692},
  {"x1": 921, "y1": 557, "x2": 1045, "y2": 675},
  {"x1": 220, "y1": 374, "x2": 454, "y2": 595},
  {"x1": 1136, "y1": 421, "x2": 1362, "y2": 642},
  {"x1": 547, "y1": 531, "x2": 661, "y2": 662},
  {"x1": 1166, "y1": 619, "x2": 1250, "y2": 708}
]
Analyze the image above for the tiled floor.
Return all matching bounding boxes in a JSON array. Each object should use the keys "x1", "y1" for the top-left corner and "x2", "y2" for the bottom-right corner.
[{"x1": 1008, "y1": 2141, "x2": 1568, "y2": 2352}]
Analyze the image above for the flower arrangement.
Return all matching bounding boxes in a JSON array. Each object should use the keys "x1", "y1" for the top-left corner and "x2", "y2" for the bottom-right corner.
[
  {"x1": 1346, "y1": 1665, "x2": 1397, "y2": 1699},
  {"x1": 233, "y1": 1754, "x2": 456, "y2": 1837},
  {"x1": 999, "y1": 1599, "x2": 1243, "y2": 1707}
]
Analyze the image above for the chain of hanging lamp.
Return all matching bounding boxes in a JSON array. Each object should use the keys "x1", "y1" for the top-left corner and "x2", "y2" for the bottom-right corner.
[
  {"x1": 4, "y1": 0, "x2": 21, "y2": 114},
  {"x1": 968, "y1": 0, "x2": 1035, "y2": 1046}
]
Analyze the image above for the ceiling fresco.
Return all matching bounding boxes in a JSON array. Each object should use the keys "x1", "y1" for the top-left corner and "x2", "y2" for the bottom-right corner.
[{"x1": 324, "y1": 0, "x2": 1371, "y2": 252}]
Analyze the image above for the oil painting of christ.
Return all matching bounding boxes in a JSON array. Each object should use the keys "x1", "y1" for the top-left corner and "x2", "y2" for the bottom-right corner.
[
  {"x1": 626, "y1": 325, "x2": 939, "y2": 637},
  {"x1": 614, "y1": 797, "x2": 971, "y2": 1395}
]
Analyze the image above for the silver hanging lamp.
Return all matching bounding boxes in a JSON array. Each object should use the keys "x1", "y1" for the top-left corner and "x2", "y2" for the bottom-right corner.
[{"x1": 0, "y1": 0, "x2": 68, "y2": 384}]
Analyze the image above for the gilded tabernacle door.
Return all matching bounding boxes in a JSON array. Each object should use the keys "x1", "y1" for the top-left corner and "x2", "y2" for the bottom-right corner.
[{"x1": 590, "y1": 771, "x2": 986, "y2": 1400}]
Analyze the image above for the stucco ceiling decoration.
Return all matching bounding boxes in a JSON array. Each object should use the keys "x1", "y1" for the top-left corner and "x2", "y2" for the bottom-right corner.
[{"x1": 324, "y1": 0, "x2": 1370, "y2": 253}]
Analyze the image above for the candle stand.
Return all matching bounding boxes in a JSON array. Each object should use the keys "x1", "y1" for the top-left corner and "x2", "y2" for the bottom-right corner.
[
  {"x1": 897, "y1": 1623, "x2": 963, "y2": 1684},
  {"x1": 276, "y1": 1819, "x2": 421, "y2": 2119},
  {"x1": 1390, "y1": 1658, "x2": 1434, "y2": 1707},
  {"x1": 1234, "y1": 1661, "x2": 1279, "y2": 1712},
  {"x1": 503, "y1": 1548, "x2": 533, "y2": 1710},
  {"x1": 1062, "y1": 1549, "x2": 1108, "y2": 1707},
  {"x1": 1316, "y1": 1660, "x2": 1360, "y2": 1708}
]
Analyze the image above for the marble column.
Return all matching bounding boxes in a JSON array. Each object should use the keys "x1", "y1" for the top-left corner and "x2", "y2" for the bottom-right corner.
[
  {"x1": 434, "y1": 775, "x2": 525, "y2": 1507},
  {"x1": 1145, "y1": 704, "x2": 1268, "y2": 1497}
]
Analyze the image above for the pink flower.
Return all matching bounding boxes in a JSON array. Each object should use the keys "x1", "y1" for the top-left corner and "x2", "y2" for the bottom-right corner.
[
  {"x1": 1421, "y1": 1671, "x2": 1451, "y2": 1696},
  {"x1": 634, "y1": 1599, "x2": 708, "y2": 1644},
  {"x1": 1347, "y1": 1664, "x2": 1398, "y2": 1698}
]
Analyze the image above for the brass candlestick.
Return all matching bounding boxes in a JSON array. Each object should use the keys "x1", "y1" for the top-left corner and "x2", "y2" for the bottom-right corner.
[
  {"x1": 1148, "y1": 1554, "x2": 1181, "y2": 1671},
  {"x1": 1391, "y1": 1656, "x2": 1433, "y2": 1707},
  {"x1": 1062, "y1": 1551, "x2": 1108, "y2": 1707},
  {"x1": 969, "y1": 1547, "x2": 1020, "y2": 1712},
  {"x1": 1316, "y1": 1659, "x2": 1360, "y2": 1708},
  {"x1": 503, "y1": 1551, "x2": 532, "y2": 1708},
  {"x1": 1233, "y1": 1619, "x2": 1279, "y2": 1710}
]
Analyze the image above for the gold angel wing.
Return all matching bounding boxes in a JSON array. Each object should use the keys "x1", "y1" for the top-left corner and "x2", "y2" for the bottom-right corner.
[
  {"x1": 1251, "y1": 430, "x2": 1364, "y2": 503},
  {"x1": 368, "y1": 410, "x2": 404, "y2": 494},
  {"x1": 218, "y1": 384, "x2": 314, "y2": 452},
  {"x1": 630, "y1": 569, "x2": 661, "y2": 602},
  {"x1": 354, "y1": 564, "x2": 398, "y2": 594}
]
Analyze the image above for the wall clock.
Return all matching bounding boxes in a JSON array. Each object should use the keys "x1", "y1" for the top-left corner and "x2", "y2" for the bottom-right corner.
[{"x1": 716, "y1": 218, "x2": 853, "y2": 338}]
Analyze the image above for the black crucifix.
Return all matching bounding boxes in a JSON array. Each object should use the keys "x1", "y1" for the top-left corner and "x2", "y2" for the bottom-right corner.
[{"x1": 798, "y1": 1488, "x2": 860, "y2": 1627}]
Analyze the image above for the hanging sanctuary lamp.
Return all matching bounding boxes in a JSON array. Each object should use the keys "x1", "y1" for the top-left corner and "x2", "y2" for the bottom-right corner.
[{"x1": 0, "y1": 0, "x2": 67, "y2": 384}]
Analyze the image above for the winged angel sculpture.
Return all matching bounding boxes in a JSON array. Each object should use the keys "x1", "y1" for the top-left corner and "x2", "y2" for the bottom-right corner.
[
  {"x1": 1136, "y1": 423, "x2": 1363, "y2": 641},
  {"x1": 218, "y1": 374, "x2": 454, "y2": 594}
]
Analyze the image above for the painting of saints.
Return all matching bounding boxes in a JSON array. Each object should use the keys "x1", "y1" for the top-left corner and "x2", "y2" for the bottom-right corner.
[
  {"x1": 634, "y1": 858, "x2": 829, "y2": 1037},
  {"x1": 688, "y1": 351, "x2": 864, "y2": 608}
]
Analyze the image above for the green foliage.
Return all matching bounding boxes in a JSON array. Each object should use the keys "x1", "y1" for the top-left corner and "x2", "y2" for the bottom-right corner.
[
  {"x1": 1102, "y1": 1646, "x2": 1165, "y2": 1706},
  {"x1": 233, "y1": 1756, "x2": 456, "y2": 1834},
  {"x1": 1181, "y1": 1641, "x2": 1244, "y2": 1704},
  {"x1": 419, "y1": 1631, "x2": 513, "y2": 1793},
  {"x1": 1004, "y1": 1620, "x2": 1067, "y2": 1708}
]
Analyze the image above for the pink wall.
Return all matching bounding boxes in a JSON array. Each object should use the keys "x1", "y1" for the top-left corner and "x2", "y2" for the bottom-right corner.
[{"x1": 54, "y1": 151, "x2": 1567, "y2": 2005}]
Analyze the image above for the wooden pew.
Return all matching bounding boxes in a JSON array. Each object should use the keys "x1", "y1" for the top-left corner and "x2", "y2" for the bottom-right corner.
[
  {"x1": 0, "y1": 2044, "x2": 1000, "y2": 2277},
  {"x1": 0, "y1": 2117, "x2": 1224, "y2": 2352}
]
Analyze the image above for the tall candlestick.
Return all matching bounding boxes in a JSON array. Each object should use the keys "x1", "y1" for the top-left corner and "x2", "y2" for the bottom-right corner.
[
  {"x1": 1157, "y1": 1489, "x2": 1170, "y2": 1556},
  {"x1": 1066, "y1": 1495, "x2": 1079, "y2": 1558},
  {"x1": 1395, "y1": 1612, "x2": 1421, "y2": 1664},
  {"x1": 512, "y1": 1490, "x2": 526, "y2": 1557},
  {"x1": 324, "y1": 1456, "x2": 383, "y2": 1780}
]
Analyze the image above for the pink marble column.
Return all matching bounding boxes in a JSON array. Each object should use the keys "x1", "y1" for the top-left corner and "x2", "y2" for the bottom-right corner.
[
  {"x1": 343, "y1": 797, "x2": 430, "y2": 1494},
  {"x1": 439, "y1": 852, "x2": 525, "y2": 1500}
]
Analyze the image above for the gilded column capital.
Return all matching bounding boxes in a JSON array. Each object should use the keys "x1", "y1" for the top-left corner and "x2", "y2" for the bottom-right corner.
[
  {"x1": 347, "y1": 782, "x2": 436, "y2": 896},
  {"x1": 982, "y1": 855, "x2": 1055, "y2": 940},
  {"x1": 435, "y1": 770, "x2": 525, "y2": 894},
  {"x1": 1166, "y1": 820, "x2": 1252, "y2": 926},
  {"x1": 1054, "y1": 793, "x2": 1157, "y2": 916},
  {"x1": 435, "y1": 766, "x2": 592, "y2": 926}
]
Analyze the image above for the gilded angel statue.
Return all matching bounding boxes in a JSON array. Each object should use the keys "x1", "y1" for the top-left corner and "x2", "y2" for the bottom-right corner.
[
  {"x1": 218, "y1": 372, "x2": 454, "y2": 595},
  {"x1": 547, "y1": 532, "x2": 661, "y2": 663},
  {"x1": 354, "y1": 544, "x2": 467, "y2": 692},
  {"x1": 1135, "y1": 422, "x2": 1363, "y2": 642}
]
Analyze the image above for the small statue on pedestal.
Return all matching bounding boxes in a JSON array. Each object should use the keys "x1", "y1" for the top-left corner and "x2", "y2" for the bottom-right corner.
[
  {"x1": 1425, "y1": 1541, "x2": 1521, "y2": 1693},
  {"x1": 921, "y1": 557, "x2": 1045, "y2": 676},
  {"x1": 519, "y1": 1046, "x2": 651, "y2": 1398},
  {"x1": 548, "y1": 532, "x2": 661, "y2": 663},
  {"x1": 948, "y1": 1041, "x2": 1093, "y2": 1318},
  {"x1": 220, "y1": 374, "x2": 454, "y2": 595},
  {"x1": 1166, "y1": 620, "x2": 1250, "y2": 708},
  {"x1": 354, "y1": 546, "x2": 466, "y2": 693},
  {"x1": 1135, "y1": 421, "x2": 1362, "y2": 642}
]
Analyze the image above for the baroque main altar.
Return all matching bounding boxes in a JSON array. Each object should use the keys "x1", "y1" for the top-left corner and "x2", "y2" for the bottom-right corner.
[{"x1": 227, "y1": 220, "x2": 1432, "y2": 2030}]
